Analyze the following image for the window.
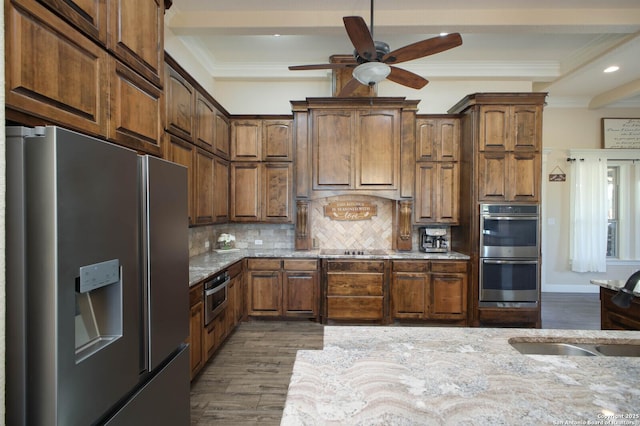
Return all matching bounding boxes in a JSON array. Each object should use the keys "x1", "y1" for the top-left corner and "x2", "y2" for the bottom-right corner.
[
  {"x1": 606, "y1": 161, "x2": 640, "y2": 260},
  {"x1": 607, "y1": 166, "x2": 619, "y2": 257}
]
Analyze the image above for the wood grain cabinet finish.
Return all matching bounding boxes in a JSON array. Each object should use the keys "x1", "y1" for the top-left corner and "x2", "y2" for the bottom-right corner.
[
  {"x1": 212, "y1": 156, "x2": 230, "y2": 223},
  {"x1": 324, "y1": 260, "x2": 386, "y2": 322},
  {"x1": 230, "y1": 162, "x2": 292, "y2": 223},
  {"x1": 164, "y1": 133, "x2": 196, "y2": 225},
  {"x1": 391, "y1": 261, "x2": 468, "y2": 323},
  {"x1": 479, "y1": 105, "x2": 542, "y2": 152},
  {"x1": 214, "y1": 113, "x2": 231, "y2": 159},
  {"x1": 246, "y1": 259, "x2": 318, "y2": 319},
  {"x1": 478, "y1": 151, "x2": 540, "y2": 201},
  {"x1": 165, "y1": 64, "x2": 195, "y2": 142},
  {"x1": 5, "y1": 1, "x2": 109, "y2": 137},
  {"x1": 312, "y1": 109, "x2": 400, "y2": 191},
  {"x1": 600, "y1": 287, "x2": 640, "y2": 330},
  {"x1": 231, "y1": 119, "x2": 293, "y2": 161},
  {"x1": 188, "y1": 283, "x2": 204, "y2": 380},
  {"x1": 194, "y1": 148, "x2": 215, "y2": 225},
  {"x1": 109, "y1": 58, "x2": 163, "y2": 156},
  {"x1": 415, "y1": 162, "x2": 459, "y2": 224},
  {"x1": 416, "y1": 117, "x2": 460, "y2": 162},
  {"x1": 6, "y1": 0, "x2": 164, "y2": 154}
]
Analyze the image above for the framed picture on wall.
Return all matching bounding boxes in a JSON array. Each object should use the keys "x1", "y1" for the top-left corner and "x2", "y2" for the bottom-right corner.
[{"x1": 602, "y1": 118, "x2": 640, "y2": 149}]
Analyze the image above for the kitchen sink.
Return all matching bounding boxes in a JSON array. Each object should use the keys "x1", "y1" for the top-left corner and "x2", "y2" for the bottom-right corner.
[{"x1": 509, "y1": 339, "x2": 640, "y2": 357}]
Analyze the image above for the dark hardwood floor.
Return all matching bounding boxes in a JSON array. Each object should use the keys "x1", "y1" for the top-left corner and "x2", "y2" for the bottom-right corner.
[{"x1": 190, "y1": 293, "x2": 601, "y2": 425}]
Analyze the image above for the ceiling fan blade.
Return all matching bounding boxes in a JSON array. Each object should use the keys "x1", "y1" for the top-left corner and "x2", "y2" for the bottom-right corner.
[
  {"x1": 337, "y1": 78, "x2": 363, "y2": 97},
  {"x1": 289, "y1": 63, "x2": 354, "y2": 71},
  {"x1": 386, "y1": 66, "x2": 429, "y2": 89},
  {"x1": 343, "y1": 16, "x2": 377, "y2": 61},
  {"x1": 383, "y1": 33, "x2": 462, "y2": 64}
]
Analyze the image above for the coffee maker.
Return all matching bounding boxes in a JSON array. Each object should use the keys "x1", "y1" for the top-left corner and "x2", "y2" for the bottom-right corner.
[{"x1": 419, "y1": 227, "x2": 449, "y2": 253}]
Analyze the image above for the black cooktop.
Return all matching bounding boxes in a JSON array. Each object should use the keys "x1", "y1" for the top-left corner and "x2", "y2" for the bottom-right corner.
[{"x1": 320, "y1": 249, "x2": 389, "y2": 256}]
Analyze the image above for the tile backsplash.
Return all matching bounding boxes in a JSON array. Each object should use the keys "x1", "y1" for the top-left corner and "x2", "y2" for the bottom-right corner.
[{"x1": 189, "y1": 195, "x2": 451, "y2": 256}]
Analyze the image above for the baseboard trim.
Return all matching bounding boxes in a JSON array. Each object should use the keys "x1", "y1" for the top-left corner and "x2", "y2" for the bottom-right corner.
[{"x1": 542, "y1": 284, "x2": 599, "y2": 293}]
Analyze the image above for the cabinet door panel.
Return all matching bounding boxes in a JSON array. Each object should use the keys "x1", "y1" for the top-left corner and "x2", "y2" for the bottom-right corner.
[
  {"x1": 416, "y1": 119, "x2": 437, "y2": 161},
  {"x1": 195, "y1": 93, "x2": 215, "y2": 152},
  {"x1": 263, "y1": 163, "x2": 293, "y2": 222},
  {"x1": 327, "y1": 297, "x2": 383, "y2": 320},
  {"x1": 6, "y1": 3, "x2": 109, "y2": 137},
  {"x1": 194, "y1": 149, "x2": 215, "y2": 225},
  {"x1": 438, "y1": 162, "x2": 459, "y2": 223},
  {"x1": 109, "y1": 59, "x2": 163, "y2": 156},
  {"x1": 230, "y1": 163, "x2": 260, "y2": 221},
  {"x1": 189, "y1": 301, "x2": 204, "y2": 379},
  {"x1": 439, "y1": 119, "x2": 460, "y2": 161},
  {"x1": 248, "y1": 272, "x2": 281, "y2": 315},
  {"x1": 429, "y1": 274, "x2": 467, "y2": 318},
  {"x1": 214, "y1": 113, "x2": 230, "y2": 159},
  {"x1": 231, "y1": 120, "x2": 261, "y2": 160},
  {"x1": 108, "y1": 0, "x2": 163, "y2": 86},
  {"x1": 283, "y1": 271, "x2": 317, "y2": 315},
  {"x1": 510, "y1": 152, "x2": 540, "y2": 201},
  {"x1": 358, "y1": 111, "x2": 398, "y2": 188},
  {"x1": 415, "y1": 163, "x2": 436, "y2": 222},
  {"x1": 326, "y1": 273, "x2": 383, "y2": 296},
  {"x1": 165, "y1": 65, "x2": 195, "y2": 141},
  {"x1": 313, "y1": 111, "x2": 353, "y2": 188},
  {"x1": 164, "y1": 134, "x2": 195, "y2": 225},
  {"x1": 213, "y1": 156, "x2": 229, "y2": 223},
  {"x1": 512, "y1": 106, "x2": 542, "y2": 151},
  {"x1": 478, "y1": 152, "x2": 508, "y2": 201},
  {"x1": 35, "y1": 0, "x2": 107, "y2": 43},
  {"x1": 263, "y1": 120, "x2": 293, "y2": 161},
  {"x1": 479, "y1": 106, "x2": 510, "y2": 151},
  {"x1": 392, "y1": 273, "x2": 427, "y2": 318}
]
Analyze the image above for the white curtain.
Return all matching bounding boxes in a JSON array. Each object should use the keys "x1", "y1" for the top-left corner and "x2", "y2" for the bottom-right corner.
[{"x1": 570, "y1": 156, "x2": 608, "y2": 272}]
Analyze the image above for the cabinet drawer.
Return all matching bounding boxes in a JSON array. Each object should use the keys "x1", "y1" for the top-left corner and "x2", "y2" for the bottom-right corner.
[
  {"x1": 283, "y1": 259, "x2": 317, "y2": 271},
  {"x1": 326, "y1": 260, "x2": 385, "y2": 273},
  {"x1": 431, "y1": 261, "x2": 467, "y2": 273},
  {"x1": 228, "y1": 260, "x2": 243, "y2": 278},
  {"x1": 393, "y1": 260, "x2": 429, "y2": 273},
  {"x1": 327, "y1": 274, "x2": 383, "y2": 296},
  {"x1": 247, "y1": 258, "x2": 281, "y2": 271},
  {"x1": 327, "y1": 296, "x2": 383, "y2": 320},
  {"x1": 189, "y1": 283, "x2": 203, "y2": 307}
]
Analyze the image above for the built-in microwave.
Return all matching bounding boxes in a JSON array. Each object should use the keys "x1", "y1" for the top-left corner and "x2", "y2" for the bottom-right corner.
[{"x1": 479, "y1": 204, "x2": 539, "y2": 258}]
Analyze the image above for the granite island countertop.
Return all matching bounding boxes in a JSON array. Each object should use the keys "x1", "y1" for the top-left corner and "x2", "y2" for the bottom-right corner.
[
  {"x1": 282, "y1": 327, "x2": 640, "y2": 425},
  {"x1": 592, "y1": 279, "x2": 640, "y2": 296},
  {"x1": 189, "y1": 249, "x2": 470, "y2": 287}
]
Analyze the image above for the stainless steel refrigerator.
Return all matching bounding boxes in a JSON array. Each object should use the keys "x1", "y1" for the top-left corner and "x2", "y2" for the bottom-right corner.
[{"x1": 7, "y1": 126, "x2": 190, "y2": 425}]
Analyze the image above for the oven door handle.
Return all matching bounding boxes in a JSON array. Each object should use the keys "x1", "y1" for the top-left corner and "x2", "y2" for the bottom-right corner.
[
  {"x1": 205, "y1": 279, "x2": 229, "y2": 296},
  {"x1": 483, "y1": 259, "x2": 538, "y2": 265},
  {"x1": 482, "y1": 216, "x2": 538, "y2": 220}
]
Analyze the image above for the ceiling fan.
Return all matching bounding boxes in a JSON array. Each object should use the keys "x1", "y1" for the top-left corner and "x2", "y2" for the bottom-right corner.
[{"x1": 288, "y1": 0, "x2": 462, "y2": 96}]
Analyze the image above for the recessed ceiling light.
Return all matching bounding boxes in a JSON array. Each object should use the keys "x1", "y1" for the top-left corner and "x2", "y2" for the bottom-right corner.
[
  {"x1": 439, "y1": 32, "x2": 449, "y2": 36},
  {"x1": 604, "y1": 65, "x2": 619, "y2": 73},
  {"x1": 273, "y1": 34, "x2": 281, "y2": 37}
]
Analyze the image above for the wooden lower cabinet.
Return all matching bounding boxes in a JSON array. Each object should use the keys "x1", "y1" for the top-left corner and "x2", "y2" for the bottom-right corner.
[
  {"x1": 188, "y1": 283, "x2": 204, "y2": 380},
  {"x1": 601, "y1": 287, "x2": 640, "y2": 330},
  {"x1": 391, "y1": 260, "x2": 468, "y2": 324},
  {"x1": 324, "y1": 260, "x2": 386, "y2": 323},
  {"x1": 246, "y1": 258, "x2": 319, "y2": 320}
]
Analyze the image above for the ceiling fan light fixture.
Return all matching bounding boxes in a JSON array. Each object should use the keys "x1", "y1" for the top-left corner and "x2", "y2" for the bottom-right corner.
[{"x1": 352, "y1": 62, "x2": 391, "y2": 85}]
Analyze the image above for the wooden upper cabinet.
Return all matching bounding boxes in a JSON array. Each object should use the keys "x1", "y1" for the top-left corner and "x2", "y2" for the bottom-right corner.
[
  {"x1": 31, "y1": 0, "x2": 107, "y2": 44},
  {"x1": 231, "y1": 119, "x2": 293, "y2": 161},
  {"x1": 263, "y1": 120, "x2": 293, "y2": 161},
  {"x1": 108, "y1": 0, "x2": 164, "y2": 87},
  {"x1": 230, "y1": 162, "x2": 261, "y2": 221},
  {"x1": 164, "y1": 134, "x2": 196, "y2": 225},
  {"x1": 263, "y1": 163, "x2": 293, "y2": 223},
  {"x1": 313, "y1": 110, "x2": 354, "y2": 189},
  {"x1": 214, "y1": 113, "x2": 231, "y2": 159},
  {"x1": 109, "y1": 58, "x2": 163, "y2": 156},
  {"x1": 312, "y1": 109, "x2": 399, "y2": 191},
  {"x1": 415, "y1": 162, "x2": 459, "y2": 224},
  {"x1": 416, "y1": 117, "x2": 460, "y2": 162},
  {"x1": 165, "y1": 64, "x2": 195, "y2": 141},
  {"x1": 478, "y1": 151, "x2": 539, "y2": 202},
  {"x1": 195, "y1": 93, "x2": 215, "y2": 151},
  {"x1": 231, "y1": 120, "x2": 262, "y2": 160},
  {"x1": 357, "y1": 110, "x2": 399, "y2": 189},
  {"x1": 194, "y1": 148, "x2": 215, "y2": 225},
  {"x1": 479, "y1": 105, "x2": 542, "y2": 152},
  {"x1": 212, "y1": 156, "x2": 230, "y2": 223},
  {"x1": 5, "y1": 1, "x2": 109, "y2": 137}
]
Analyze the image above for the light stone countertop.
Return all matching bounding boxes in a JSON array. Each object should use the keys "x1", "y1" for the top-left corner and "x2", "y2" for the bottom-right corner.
[
  {"x1": 592, "y1": 279, "x2": 640, "y2": 296},
  {"x1": 189, "y1": 249, "x2": 470, "y2": 287},
  {"x1": 282, "y1": 327, "x2": 640, "y2": 426}
]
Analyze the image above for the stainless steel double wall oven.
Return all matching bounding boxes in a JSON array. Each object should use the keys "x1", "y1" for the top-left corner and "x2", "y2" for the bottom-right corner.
[{"x1": 479, "y1": 203, "x2": 540, "y2": 307}]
